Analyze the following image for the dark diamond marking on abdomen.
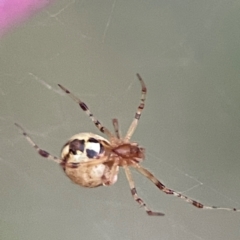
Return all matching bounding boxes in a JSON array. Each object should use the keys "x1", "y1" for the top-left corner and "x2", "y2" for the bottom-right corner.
[{"x1": 69, "y1": 139, "x2": 85, "y2": 154}]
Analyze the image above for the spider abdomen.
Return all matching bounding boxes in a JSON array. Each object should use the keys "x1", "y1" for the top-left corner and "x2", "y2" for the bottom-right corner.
[
  {"x1": 64, "y1": 162, "x2": 107, "y2": 187},
  {"x1": 60, "y1": 132, "x2": 118, "y2": 187}
]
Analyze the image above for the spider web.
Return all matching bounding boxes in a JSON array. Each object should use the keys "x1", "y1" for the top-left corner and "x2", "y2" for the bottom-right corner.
[{"x1": 1, "y1": 1, "x2": 240, "y2": 240}]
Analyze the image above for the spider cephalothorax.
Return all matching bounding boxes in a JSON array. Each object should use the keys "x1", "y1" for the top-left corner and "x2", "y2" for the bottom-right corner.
[
  {"x1": 16, "y1": 74, "x2": 240, "y2": 216},
  {"x1": 112, "y1": 143, "x2": 145, "y2": 162}
]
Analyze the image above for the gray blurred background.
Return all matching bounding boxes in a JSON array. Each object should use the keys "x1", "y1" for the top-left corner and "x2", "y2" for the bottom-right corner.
[{"x1": 1, "y1": 1, "x2": 240, "y2": 239}]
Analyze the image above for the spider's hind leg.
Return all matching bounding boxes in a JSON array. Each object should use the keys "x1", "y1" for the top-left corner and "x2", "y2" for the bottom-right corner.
[{"x1": 15, "y1": 123, "x2": 61, "y2": 164}]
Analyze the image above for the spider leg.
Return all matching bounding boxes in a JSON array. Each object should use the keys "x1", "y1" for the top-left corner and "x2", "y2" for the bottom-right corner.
[
  {"x1": 123, "y1": 163, "x2": 164, "y2": 216},
  {"x1": 58, "y1": 84, "x2": 114, "y2": 139},
  {"x1": 112, "y1": 118, "x2": 121, "y2": 139},
  {"x1": 102, "y1": 160, "x2": 119, "y2": 186},
  {"x1": 66, "y1": 155, "x2": 112, "y2": 168},
  {"x1": 124, "y1": 74, "x2": 147, "y2": 142},
  {"x1": 15, "y1": 123, "x2": 61, "y2": 164},
  {"x1": 135, "y1": 164, "x2": 240, "y2": 212}
]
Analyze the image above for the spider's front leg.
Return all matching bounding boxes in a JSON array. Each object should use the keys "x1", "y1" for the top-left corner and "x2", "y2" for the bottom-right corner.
[
  {"x1": 123, "y1": 163, "x2": 164, "y2": 216},
  {"x1": 135, "y1": 164, "x2": 240, "y2": 212},
  {"x1": 124, "y1": 74, "x2": 147, "y2": 142},
  {"x1": 112, "y1": 118, "x2": 121, "y2": 139}
]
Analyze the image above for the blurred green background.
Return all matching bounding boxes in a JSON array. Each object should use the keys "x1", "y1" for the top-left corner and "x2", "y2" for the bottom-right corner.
[{"x1": 1, "y1": 1, "x2": 240, "y2": 239}]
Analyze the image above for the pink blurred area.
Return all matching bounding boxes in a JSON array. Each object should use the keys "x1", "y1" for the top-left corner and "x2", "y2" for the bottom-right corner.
[{"x1": 0, "y1": 0, "x2": 53, "y2": 36}]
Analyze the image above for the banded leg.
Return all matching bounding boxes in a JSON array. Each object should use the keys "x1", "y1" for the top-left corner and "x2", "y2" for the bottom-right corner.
[
  {"x1": 15, "y1": 123, "x2": 61, "y2": 164},
  {"x1": 123, "y1": 163, "x2": 164, "y2": 216},
  {"x1": 112, "y1": 118, "x2": 121, "y2": 139},
  {"x1": 58, "y1": 84, "x2": 113, "y2": 139},
  {"x1": 135, "y1": 164, "x2": 240, "y2": 212},
  {"x1": 125, "y1": 74, "x2": 147, "y2": 142}
]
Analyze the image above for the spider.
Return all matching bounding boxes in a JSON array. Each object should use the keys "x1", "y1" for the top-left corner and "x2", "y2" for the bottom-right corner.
[{"x1": 15, "y1": 74, "x2": 240, "y2": 216}]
